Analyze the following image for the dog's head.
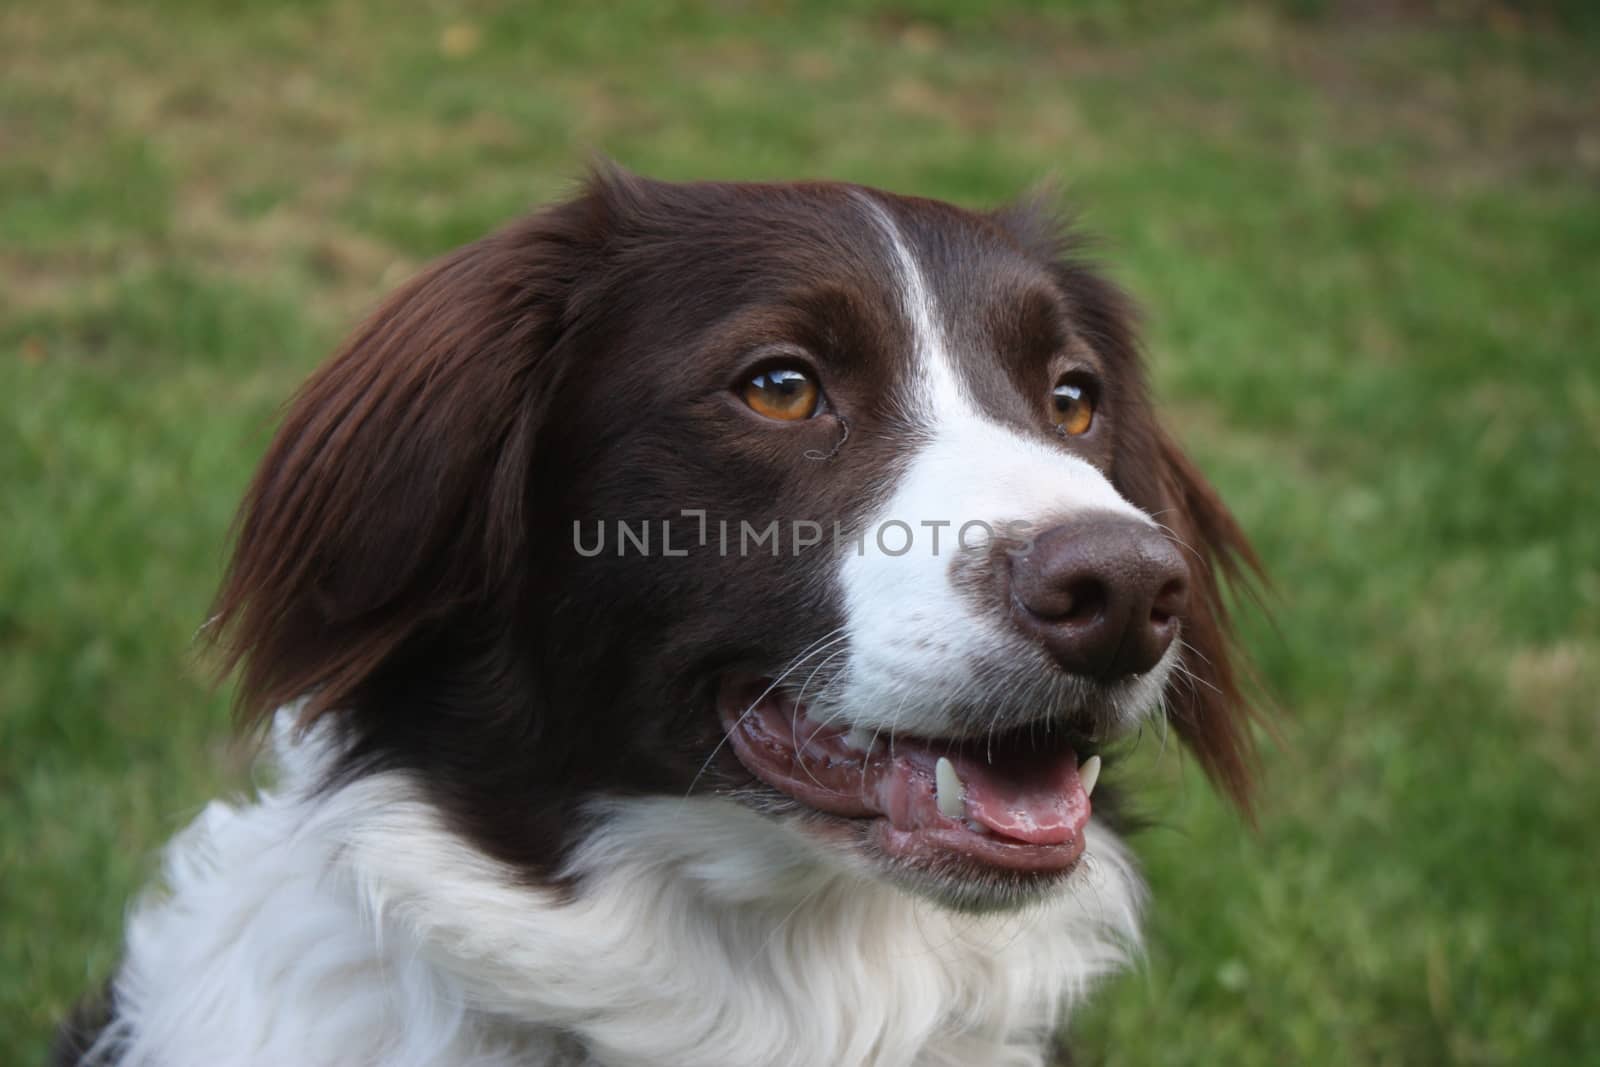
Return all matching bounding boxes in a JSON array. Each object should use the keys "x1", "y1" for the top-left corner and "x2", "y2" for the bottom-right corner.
[{"x1": 214, "y1": 169, "x2": 1258, "y2": 911}]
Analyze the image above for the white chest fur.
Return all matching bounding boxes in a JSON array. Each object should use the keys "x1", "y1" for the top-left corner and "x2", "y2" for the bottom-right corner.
[{"x1": 93, "y1": 727, "x2": 1143, "y2": 1067}]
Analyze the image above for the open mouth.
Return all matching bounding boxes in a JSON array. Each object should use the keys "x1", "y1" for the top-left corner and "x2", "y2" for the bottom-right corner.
[{"x1": 717, "y1": 677, "x2": 1100, "y2": 875}]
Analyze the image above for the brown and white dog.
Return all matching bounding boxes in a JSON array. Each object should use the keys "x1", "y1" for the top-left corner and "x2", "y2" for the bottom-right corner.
[{"x1": 59, "y1": 169, "x2": 1258, "y2": 1067}]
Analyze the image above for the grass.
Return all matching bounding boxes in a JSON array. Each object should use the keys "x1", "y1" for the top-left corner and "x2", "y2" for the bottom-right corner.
[{"x1": 3, "y1": 1, "x2": 1597, "y2": 1062}]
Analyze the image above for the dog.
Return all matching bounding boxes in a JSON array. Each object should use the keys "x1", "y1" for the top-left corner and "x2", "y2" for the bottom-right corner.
[{"x1": 57, "y1": 168, "x2": 1259, "y2": 1066}]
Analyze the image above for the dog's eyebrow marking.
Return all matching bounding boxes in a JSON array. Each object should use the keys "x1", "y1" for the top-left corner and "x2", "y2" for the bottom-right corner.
[{"x1": 851, "y1": 191, "x2": 969, "y2": 422}]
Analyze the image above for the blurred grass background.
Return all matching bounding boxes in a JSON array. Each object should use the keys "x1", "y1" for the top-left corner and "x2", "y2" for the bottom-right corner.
[{"x1": 3, "y1": 1, "x2": 1597, "y2": 1063}]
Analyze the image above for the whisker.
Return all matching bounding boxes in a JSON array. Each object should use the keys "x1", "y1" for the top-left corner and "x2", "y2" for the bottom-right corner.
[
  {"x1": 681, "y1": 629, "x2": 848, "y2": 800},
  {"x1": 1176, "y1": 635, "x2": 1217, "y2": 672},
  {"x1": 1147, "y1": 518, "x2": 1207, "y2": 570},
  {"x1": 833, "y1": 686, "x2": 914, "y2": 790},
  {"x1": 1176, "y1": 639, "x2": 1223, "y2": 697},
  {"x1": 790, "y1": 646, "x2": 851, "y2": 790}
]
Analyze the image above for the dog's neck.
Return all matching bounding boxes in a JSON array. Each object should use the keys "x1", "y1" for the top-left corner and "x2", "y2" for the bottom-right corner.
[{"x1": 97, "y1": 723, "x2": 1143, "y2": 1067}]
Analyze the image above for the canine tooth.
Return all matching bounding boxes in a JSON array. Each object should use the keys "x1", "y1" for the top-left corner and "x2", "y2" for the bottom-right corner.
[
  {"x1": 935, "y1": 757, "x2": 965, "y2": 819},
  {"x1": 1079, "y1": 754, "x2": 1102, "y2": 799}
]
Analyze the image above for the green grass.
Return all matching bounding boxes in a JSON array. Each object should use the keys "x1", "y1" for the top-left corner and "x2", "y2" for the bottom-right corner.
[{"x1": 3, "y1": 1, "x2": 1597, "y2": 1062}]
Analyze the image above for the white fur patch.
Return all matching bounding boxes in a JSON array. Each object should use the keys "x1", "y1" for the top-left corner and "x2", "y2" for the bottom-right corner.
[
  {"x1": 829, "y1": 197, "x2": 1167, "y2": 739},
  {"x1": 88, "y1": 197, "x2": 1165, "y2": 1067},
  {"x1": 94, "y1": 719, "x2": 1143, "y2": 1066}
]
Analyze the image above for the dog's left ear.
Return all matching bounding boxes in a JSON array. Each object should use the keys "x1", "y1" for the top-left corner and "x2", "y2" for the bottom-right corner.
[
  {"x1": 1141, "y1": 425, "x2": 1263, "y2": 814},
  {"x1": 993, "y1": 194, "x2": 1264, "y2": 813},
  {"x1": 1083, "y1": 298, "x2": 1263, "y2": 814}
]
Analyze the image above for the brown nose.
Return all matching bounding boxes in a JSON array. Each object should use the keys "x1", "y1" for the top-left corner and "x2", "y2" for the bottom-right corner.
[{"x1": 1007, "y1": 514, "x2": 1189, "y2": 679}]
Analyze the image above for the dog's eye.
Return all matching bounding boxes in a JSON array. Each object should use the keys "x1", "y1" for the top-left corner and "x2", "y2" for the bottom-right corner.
[
  {"x1": 742, "y1": 366, "x2": 821, "y2": 422},
  {"x1": 1050, "y1": 379, "x2": 1095, "y2": 436}
]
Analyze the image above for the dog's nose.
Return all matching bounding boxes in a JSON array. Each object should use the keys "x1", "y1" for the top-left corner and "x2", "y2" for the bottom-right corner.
[{"x1": 1007, "y1": 514, "x2": 1189, "y2": 679}]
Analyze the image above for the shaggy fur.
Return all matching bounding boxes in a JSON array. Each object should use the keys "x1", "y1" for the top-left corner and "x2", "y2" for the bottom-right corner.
[{"x1": 60, "y1": 169, "x2": 1258, "y2": 1066}]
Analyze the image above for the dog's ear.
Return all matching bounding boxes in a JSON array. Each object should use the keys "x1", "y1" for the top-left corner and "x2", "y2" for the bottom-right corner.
[
  {"x1": 1068, "y1": 278, "x2": 1263, "y2": 815},
  {"x1": 210, "y1": 186, "x2": 613, "y2": 730},
  {"x1": 1144, "y1": 426, "x2": 1264, "y2": 814},
  {"x1": 994, "y1": 193, "x2": 1264, "y2": 813}
]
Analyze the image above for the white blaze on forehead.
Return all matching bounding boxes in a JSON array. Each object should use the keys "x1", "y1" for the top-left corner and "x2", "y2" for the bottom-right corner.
[
  {"x1": 831, "y1": 194, "x2": 1159, "y2": 738},
  {"x1": 852, "y1": 194, "x2": 969, "y2": 420}
]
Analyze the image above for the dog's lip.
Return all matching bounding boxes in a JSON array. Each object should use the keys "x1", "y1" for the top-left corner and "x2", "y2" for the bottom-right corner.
[{"x1": 716, "y1": 677, "x2": 1093, "y2": 874}]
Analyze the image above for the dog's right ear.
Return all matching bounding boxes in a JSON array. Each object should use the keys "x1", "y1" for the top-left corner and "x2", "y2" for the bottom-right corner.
[{"x1": 210, "y1": 180, "x2": 625, "y2": 730}]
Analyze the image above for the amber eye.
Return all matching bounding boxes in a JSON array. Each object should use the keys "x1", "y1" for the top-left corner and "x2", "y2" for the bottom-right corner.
[
  {"x1": 1051, "y1": 379, "x2": 1095, "y2": 435},
  {"x1": 741, "y1": 366, "x2": 821, "y2": 421}
]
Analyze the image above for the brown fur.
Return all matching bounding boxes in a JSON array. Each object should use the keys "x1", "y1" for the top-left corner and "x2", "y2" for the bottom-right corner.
[{"x1": 207, "y1": 169, "x2": 1261, "y2": 890}]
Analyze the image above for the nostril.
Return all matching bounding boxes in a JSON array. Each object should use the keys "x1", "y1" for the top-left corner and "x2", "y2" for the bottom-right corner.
[
  {"x1": 1150, "y1": 578, "x2": 1187, "y2": 626},
  {"x1": 1060, "y1": 578, "x2": 1106, "y2": 622}
]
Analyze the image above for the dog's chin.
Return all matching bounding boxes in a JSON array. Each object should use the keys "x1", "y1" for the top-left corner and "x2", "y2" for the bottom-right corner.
[
  {"x1": 715, "y1": 675, "x2": 1124, "y2": 913},
  {"x1": 780, "y1": 809, "x2": 1084, "y2": 914}
]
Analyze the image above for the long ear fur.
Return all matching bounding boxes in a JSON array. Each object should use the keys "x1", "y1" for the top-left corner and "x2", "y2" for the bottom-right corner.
[
  {"x1": 993, "y1": 193, "x2": 1266, "y2": 814},
  {"x1": 1150, "y1": 426, "x2": 1264, "y2": 815},
  {"x1": 209, "y1": 191, "x2": 604, "y2": 729}
]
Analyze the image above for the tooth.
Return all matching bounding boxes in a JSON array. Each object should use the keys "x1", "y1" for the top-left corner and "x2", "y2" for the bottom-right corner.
[
  {"x1": 935, "y1": 757, "x2": 965, "y2": 819},
  {"x1": 1079, "y1": 754, "x2": 1102, "y2": 799},
  {"x1": 843, "y1": 727, "x2": 876, "y2": 752}
]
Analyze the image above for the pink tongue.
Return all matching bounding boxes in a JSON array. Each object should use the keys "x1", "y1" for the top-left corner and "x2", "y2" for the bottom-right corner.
[
  {"x1": 944, "y1": 748, "x2": 1087, "y2": 845},
  {"x1": 717, "y1": 687, "x2": 1091, "y2": 849}
]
